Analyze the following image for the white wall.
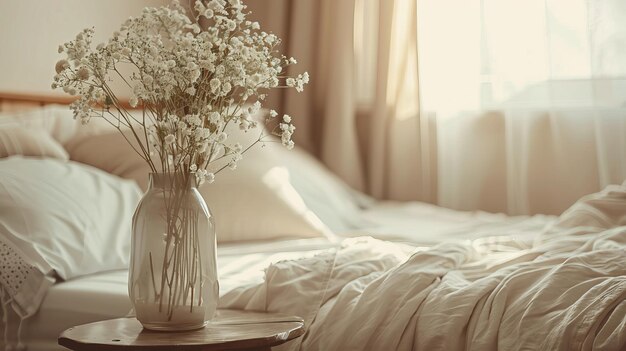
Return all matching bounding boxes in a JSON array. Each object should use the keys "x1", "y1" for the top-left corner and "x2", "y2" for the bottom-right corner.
[{"x1": 0, "y1": 0, "x2": 167, "y2": 97}]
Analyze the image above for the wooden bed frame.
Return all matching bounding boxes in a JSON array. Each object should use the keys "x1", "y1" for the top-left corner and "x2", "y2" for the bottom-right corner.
[
  {"x1": 0, "y1": 92, "x2": 76, "y2": 113},
  {"x1": 0, "y1": 91, "x2": 131, "y2": 113}
]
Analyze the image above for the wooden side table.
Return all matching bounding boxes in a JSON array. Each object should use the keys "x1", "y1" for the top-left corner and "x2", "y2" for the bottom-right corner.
[{"x1": 58, "y1": 309, "x2": 304, "y2": 351}]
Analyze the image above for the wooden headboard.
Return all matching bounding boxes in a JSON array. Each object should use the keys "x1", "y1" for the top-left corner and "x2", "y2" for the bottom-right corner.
[
  {"x1": 0, "y1": 92, "x2": 76, "y2": 113},
  {"x1": 0, "y1": 92, "x2": 132, "y2": 113}
]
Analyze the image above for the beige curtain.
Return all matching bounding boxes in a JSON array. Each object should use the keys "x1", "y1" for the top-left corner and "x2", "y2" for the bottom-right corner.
[
  {"x1": 245, "y1": 0, "x2": 435, "y2": 203},
  {"x1": 245, "y1": 0, "x2": 626, "y2": 217}
]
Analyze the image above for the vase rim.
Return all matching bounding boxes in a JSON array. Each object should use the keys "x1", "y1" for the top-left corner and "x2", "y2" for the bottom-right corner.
[{"x1": 149, "y1": 172, "x2": 197, "y2": 189}]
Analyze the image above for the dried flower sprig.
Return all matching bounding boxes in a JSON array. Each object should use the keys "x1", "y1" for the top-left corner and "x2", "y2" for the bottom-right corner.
[{"x1": 53, "y1": 0, "x2": 308, "y2": 185}]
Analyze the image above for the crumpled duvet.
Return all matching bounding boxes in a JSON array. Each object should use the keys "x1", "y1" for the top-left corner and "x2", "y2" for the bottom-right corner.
[{"x1": 220, "y1": 183, "x2": 626, "y2": 351}]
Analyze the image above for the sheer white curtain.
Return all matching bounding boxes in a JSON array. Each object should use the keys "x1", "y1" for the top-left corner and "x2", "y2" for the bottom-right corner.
[
  {"x1": 247, "y1": 0, "x2": 626, "y2": 216},
  {"x1": 417, "y1": 0, "x2": 626, "y2": 214}
]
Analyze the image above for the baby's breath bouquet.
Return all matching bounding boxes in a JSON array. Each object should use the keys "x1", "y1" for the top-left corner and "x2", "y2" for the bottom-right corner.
[
  {"x1": 54, "y1": 0, "x2": 307, "y2": 183},
  {"x1": 53, "y1": 0, "x2": 308, "y2": 330}
]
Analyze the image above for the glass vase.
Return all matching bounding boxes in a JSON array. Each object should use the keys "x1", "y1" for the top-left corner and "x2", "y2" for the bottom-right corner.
[{"x1": 129, "y1": 172, "x2": 218, "y2": 331}]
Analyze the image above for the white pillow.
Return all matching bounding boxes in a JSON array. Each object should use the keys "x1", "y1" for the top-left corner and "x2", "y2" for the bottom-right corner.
[
  {"x1": 270, "y1": 145, "x2": 369, "y2": 232},
  {"x1": 0, "y1": 126, "x2": 69, "y2": 160},
  {"x1": 0, "y1": 105, "x2": 79, "y2": 144},
  {"x1": 0, "y1": 157, "x2": 142, "y2": 280},
  {"x1": 201, "y1": 145, "x2": 332, "y2": 242},
  {"x1": 64, "y1": 129, "x2": 152, "y2": 191}
]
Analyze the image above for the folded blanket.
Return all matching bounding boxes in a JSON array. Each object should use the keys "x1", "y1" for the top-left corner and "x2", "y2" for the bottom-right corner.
[{"x1": 220, "y1": 184, "x2": 626, "y2": 351}]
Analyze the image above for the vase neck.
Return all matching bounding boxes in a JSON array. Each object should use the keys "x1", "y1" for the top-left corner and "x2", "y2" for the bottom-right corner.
[{"x1": 149, "y1": 173, "x2": 196, "y2": 190}]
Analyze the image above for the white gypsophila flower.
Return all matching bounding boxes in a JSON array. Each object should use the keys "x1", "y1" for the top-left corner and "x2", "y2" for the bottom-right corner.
[
  {"x1": 269, "y1": 110, "x2": 278, "y2": 118},
  {"x1": 288, "y1": 72, "x2": 309, "y2": 93},
  {"x1": 63, "y1": 86, "x2": 77, "y2": 95},
  {"x1": 143, "y1": 75, "x2": 154, "y2": 86},
  {"x1": 221, "y1": 82, "x2": 232, "y2": 94},
  {"x1": 129, "y1": 96, "x2": 139, "y2": 108},
  {"x1": 208, "y1": 112, "x2": 221, "y2": 124},
  {"x1": 193, "y1": 128, "x2": 209, "y2": 141},
  {"x1": 194, "y1": 1, "x2": 206, "y2": 13},
  {"x1": 248, "y1": 74, "x2": 261, "y2": 86},
  {"x1": 250, "y1": 101, "x2": 261, "y2": 113},
  {"x1": 229, "y1": 151, "x2": 243, "y2": 168},
  {"x1": 279, "y1": 122, "x2": 295, "y2": 134},
  {"x1": 55, "y1": 60, "x2": 69, "y2": 74},
  {"x1": 190, "y1": 164, "x2": 198, "y2": 172},
  {"x1": 196, "y1": 169, "x2": 207, "y2": 184},
  {"x1": 226, "y1": 20, "x2": 236, "y2": 31},
  {"x1": 239, "y1": 119, "x2": 250, "y2": 130},
  {"x1": 185, "y1": 114, "x2": 202, "y2": 126},
  {"x1": 217, "y1": 132, "x2": 227, "y2": 143},
  {"x1": 164, "y1": 134, "x2": 176, "y2": 145},
  {"x1": 210, "y1": 78, "x2": 221, "y2": 93},
  {"x1": 283, "y1": 114, "x2": 291, "y2": 123},
  {"x1": 206, "y1": 172, "x2": 215, "y2": 183}
]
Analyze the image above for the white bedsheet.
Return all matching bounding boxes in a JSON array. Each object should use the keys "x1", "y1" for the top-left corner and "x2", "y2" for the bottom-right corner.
[
  {"x1": 19, "y1": 270, "x2": 131, "y2": 351},
  {"x1": 17, "y1": 238, "x2": 334, "y2": 351},
  {"x1": 349, "y1": 201, "x2": 553, "y2": 245}
]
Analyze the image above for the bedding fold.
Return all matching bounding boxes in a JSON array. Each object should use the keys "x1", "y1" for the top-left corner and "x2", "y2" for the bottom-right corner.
[{"x1": 220, "y1": 183, "x2": 626, "y2": 351}]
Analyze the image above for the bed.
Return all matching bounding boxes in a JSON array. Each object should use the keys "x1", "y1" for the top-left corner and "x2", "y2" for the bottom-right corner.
[{"x1": 0, "y1": 93, "x2": 624, "y2": 351}]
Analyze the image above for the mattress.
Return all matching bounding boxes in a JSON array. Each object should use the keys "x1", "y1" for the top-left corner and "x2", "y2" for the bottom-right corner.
[{"x1": 18, "y1": 203, "x2": 554, "y2": 351}]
